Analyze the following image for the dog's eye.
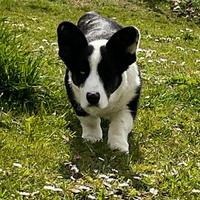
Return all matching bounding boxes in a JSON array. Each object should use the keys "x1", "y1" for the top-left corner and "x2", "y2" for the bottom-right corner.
[{"x1": 80, "y1": 71, "x2": 86, "y2": 75}]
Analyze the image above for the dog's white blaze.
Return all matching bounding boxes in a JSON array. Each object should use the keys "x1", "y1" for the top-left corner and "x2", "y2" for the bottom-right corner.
[{"x1": 80, "y1": 40, "x2": 109, "y2": 110}]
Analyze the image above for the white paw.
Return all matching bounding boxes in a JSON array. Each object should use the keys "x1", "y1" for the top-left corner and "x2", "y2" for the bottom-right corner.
[
  {"x1": 108, "y1": 136, "x2": 129, "y2": 153},
  {"x1": 82, "y1": 134, "x2": 102, "y2": 143},
  {"x1": 82, "y1": 130, "x2": 102, "y2": 143}
]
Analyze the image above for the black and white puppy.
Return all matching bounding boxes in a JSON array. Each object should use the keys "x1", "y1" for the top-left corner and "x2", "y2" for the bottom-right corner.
[{"x1": 57, "y1": 12, "x2": 141, "y2": 153}]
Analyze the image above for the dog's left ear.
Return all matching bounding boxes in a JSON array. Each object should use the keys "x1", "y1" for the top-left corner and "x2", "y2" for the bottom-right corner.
[
  {"x1": 57, "y1": 21, "x2": 88, "y2": 68},
  {"x1": 106, "y1": 26, "x2": 140, "y2": 71}
]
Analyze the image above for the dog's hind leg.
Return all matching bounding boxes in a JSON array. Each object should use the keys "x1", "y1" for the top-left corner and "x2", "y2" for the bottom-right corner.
[
  {"x1": 79, "y1": 116, "x2": 102, "y2": 143},
  {"x1": 108, "y1": 110, "x2": 133, "y2": 153}
]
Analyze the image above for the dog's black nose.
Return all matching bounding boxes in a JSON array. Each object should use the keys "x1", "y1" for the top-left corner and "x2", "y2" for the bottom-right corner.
[{"x1": 86, "y1": 92, "x2": 100, "y2": 105}]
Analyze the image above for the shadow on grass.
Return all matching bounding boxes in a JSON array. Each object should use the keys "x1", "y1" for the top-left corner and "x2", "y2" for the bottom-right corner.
[{"x1": 59, "y1": 113, "x2": 146, "y2": 189}]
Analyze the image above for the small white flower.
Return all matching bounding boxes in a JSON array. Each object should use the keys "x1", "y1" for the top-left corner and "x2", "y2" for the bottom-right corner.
[
  {"x1": 111, "y1": 169, "x2": 118, "y2": 173},
  {"x1": 88, "y1": 194, "x2": 96, "y2": 199},
  {"x1": 42, "y1": 39, "x2": 49, "y2": 45},
  {"x1": 171, "y1": 168, "x2": 178, "y2": 176},
  {"x1": 16, "y1": 34, "x2": 22, "y2": 38},
  {"x1": 148, "y1": 60, "x2": 153, "y2": 63},
  {"x1": 138, "y1": 48, "x2": 146, "y2": 52},
  {"x1": 145, "y1": 95, "x2": 150, "y2": 99},
  {"x1": 38, "y1": 46, "x2": 45, "y2": 51},
  {"x1": 133, "y1": 176, "x2": 142, "y2": 180},
  {"x1": 107, "y1": 177, "x2": 116, "y2": 182},
  {"x1": 51, "y1": 42, "x2": 57, "y2": 46},
  {"x1": 70, "y1": 176, "x2": 75, "y2": 181},
  {"x1": 171, "y1": 61, "x2": 177, "y2": 64},
  {"x1": 98, "y1": 157, "x2": 104, "y2": 161},
  {"x1": 18, "y1": 191, "x2": 30, "y2": 196},
  {"x1": 160, "y1": 58, "x2": 167, "y2": 62},
  {"x1": 175, "y1": 127, "x2": 182, "y2": 132},
  {"x1": 18, "y1": 191, "x2": 39, "y2": 197},
  {"x1": 176, "y1": 46, "x2": 184, "y2": 51},
  {"x1": 44, "y1": 185, "x2": 63, "y2": 192},
  {"x1": 186, "y1": 28, "x2": 193, "y2": 32},
  {"x1": 31, "y1": 17, "x2": 38, "y2": 21},
  {"x1": 142, "y1": 173, "x2": 149, "y2": 177},
  {"x1": 156, "y1": 60, "x2": 161, "y2": 64},
  {"x1": 71, "y1": 164, "x2": 79, "y2": 173},
  {"x1": 178, "y1": 161, "x2": 187, "y2": 166},
  {"x1": 69, "y1": 188, "x2": 81, "y2": 193},
  {"x1": 119, "y1": 182, "x2": 129, "y2": 187},
  {"x1": 150, "y1": 188, "x2": 158, "y2": 195},
  {"x1": 192, "y1": 189, "x2": 200, "y2": 193},
  {"x1": 13, "y1": 163, "x2": 22, "y2": 168},
  {"x1": 103, "y1": 181, "x2": 111, "y2": 188},
  {"x1": 146, "y1": 35, "x2": 152, "y2": 39},
  {"x1": 79, "y1": 185, "x2": 91, "y2": 191},
  {"x1": 192, "y1": 49, "x2": 198, "y2": 52},
  {"x1": 31, "y1": 191, "x2": 40, "y2": 196},
  {"x1": 98, "y1": 174, "x2": 109, "y2": 179},
  {"x1": 62, "y1": 135, "x2": 69, "y2": 142},
  {"x1": 181, "y1": 62, "x2": 185, "y2": 66},
  {"x1": 173, "y1": 5, "x2": 181, "y2": 12},
  {"x1": 146, "y1": 49, "x2": 156, "y2": 58}
]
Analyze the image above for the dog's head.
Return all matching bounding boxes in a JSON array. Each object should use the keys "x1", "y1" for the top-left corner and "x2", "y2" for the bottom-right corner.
[{"x1": 57, "y1": 21, "x2": 140, "y2": 110}]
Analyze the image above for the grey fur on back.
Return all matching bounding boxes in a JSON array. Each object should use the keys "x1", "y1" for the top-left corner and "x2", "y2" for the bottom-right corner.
[{"x1": 77, "y1": 12, "x2": 122, "y2": 43}]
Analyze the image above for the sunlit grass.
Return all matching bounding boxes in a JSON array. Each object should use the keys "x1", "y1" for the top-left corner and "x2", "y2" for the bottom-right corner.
[
  {"x1": 0, "y1": 0, "x2": 199, "y2": 199},
  {"x1": 0, "y1": 18, "x2": 50, "y2": 112}
]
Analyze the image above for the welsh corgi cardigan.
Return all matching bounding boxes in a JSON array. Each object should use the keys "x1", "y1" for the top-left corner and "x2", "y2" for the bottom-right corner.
[{"x1": 57, "y1": 12, "x2": 141, "y2": 153}]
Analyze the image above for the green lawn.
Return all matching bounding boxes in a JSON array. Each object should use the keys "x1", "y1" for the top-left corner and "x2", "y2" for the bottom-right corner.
[{"x1": 0, "y1": 0, "x2": 200, "y2": 199}]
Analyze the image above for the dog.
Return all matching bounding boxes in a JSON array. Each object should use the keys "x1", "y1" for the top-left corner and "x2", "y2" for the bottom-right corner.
[{"x1": 57, "y1": 12, "x2": 141, "y2": 153}]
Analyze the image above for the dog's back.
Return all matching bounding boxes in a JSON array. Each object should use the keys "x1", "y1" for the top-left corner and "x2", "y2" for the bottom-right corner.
[{"x1": 77, "y1": 12, "x2": 122, "y2": 42}]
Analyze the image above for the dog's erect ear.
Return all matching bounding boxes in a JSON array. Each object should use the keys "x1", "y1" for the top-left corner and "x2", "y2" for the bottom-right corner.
[
  {"x1": 57, "y1": 21, "x2": 88, "y2": 67},
  {"x1": 106, "y1": 26, "x2": 140, "y2": 70}
]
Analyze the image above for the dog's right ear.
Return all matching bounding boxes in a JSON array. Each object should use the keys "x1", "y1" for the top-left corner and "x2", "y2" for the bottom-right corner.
[{"x1": 57, "y1": 21, "x2": 88, "y2": 68}]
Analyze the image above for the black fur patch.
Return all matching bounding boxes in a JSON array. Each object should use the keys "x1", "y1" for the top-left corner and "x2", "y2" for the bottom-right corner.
[
  {"x1": 98, "y1": 46, "x2": 123, "y2": 96},
  {"x1": 127, "y1": 85, "x2": 141, "y2": 119},
  {"x1": 70, "y1": 45, "x2": 94, "y2": 87}
]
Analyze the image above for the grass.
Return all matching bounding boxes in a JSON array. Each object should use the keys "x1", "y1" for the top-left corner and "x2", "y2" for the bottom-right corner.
[
  {"x1": 0, "y1": 18, "x2": 49, "y2": 112},
  {"x1": 0, "y1": 0, "x2": 200, "y2": 199}
]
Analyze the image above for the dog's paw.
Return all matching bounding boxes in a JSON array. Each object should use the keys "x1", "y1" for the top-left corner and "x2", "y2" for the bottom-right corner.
[
  {"x1": 108, "y1": 136, "x2": 129, "y2": 153},
  {"x1": 82, "y1": 134, "x2": 102, "y2": 143},
  {"x1": 82, "y1": 130, "x2": 102, "y2": 143}
]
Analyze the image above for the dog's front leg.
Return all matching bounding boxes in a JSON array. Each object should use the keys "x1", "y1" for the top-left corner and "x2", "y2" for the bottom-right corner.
[
  {"x1": 79, "y1": 116, "x2": 102, "y2": 143},
  {"x1": 108, "y1": 110, "x2": 133, "y2": 153}
]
